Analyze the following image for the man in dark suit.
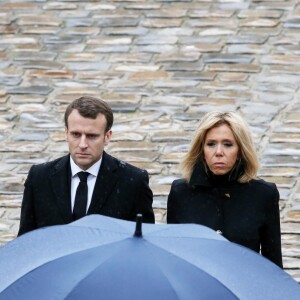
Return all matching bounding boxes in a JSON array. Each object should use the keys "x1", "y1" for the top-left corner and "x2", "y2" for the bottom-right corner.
[{"x1": 18, "y1": 96, "x2": 155, "y2": 236}]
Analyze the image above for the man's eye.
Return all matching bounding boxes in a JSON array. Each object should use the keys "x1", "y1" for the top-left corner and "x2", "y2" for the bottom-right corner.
[
  {"x1": 87, "y1": 134, "x2": 97, "y2": 139},
  {"x1": 71, "y1": 132, "x2": 80, "y2": 138}
]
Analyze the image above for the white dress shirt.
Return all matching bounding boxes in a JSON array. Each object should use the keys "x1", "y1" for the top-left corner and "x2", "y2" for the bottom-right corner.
[{"x1": 70, "y1": 157, "x2": 102, "y2": 213}]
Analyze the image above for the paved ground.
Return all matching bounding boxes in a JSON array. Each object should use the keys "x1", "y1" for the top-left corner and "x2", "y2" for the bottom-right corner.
[{"x1": 0, "y1": 0, "x2": 299, "y2": 282}]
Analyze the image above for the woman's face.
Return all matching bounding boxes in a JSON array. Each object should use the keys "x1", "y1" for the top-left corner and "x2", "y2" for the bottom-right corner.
[{"x1": 203, "y1": 124, "x2": 240, "y2": 175}]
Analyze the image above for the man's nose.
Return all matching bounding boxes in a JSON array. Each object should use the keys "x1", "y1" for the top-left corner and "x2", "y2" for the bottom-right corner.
[{"x1": 79, "y1": 135, "x2": 88, "y2": 148}]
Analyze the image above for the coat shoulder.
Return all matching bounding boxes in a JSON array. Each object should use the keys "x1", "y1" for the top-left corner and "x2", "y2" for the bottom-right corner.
[
  {"x1": 30, "y1": 155, "x2": 68, "y2": 174},
  {"x1": 105, "y1": 152, "x2": 148, "y2": 176},
  {"x1": 170, "y1": 178, "x2": 189, "y2": 192},
  {"x1": 249, "y1": 178, "x2": 277, "y2": 192},
  {"x1": 248, "y1": 178, "x2": 279, "y2": 202},
  {"x1": 24, "y1": 155, "x2": 69, "y2": 188},
  {"x1": 172, "y1": 178, "x2": 187, "y2": 186}
]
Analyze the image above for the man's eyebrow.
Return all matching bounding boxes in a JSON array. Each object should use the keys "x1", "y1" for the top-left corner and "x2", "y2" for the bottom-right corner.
[{"x1": 69, "y1": 130, "x2": 80, "y2": 133}]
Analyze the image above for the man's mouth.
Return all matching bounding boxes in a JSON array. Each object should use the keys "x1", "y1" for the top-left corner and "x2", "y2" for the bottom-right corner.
[{"x1": 77, "y1": 153, "x2": 90, "y2": 157}]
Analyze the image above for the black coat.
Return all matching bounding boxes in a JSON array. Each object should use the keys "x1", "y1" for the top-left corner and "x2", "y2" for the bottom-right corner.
[
  {"x1": 167, "y1": 163, "x2": 283, "y2": 268},
  {"x1": 18, "y1": 151, "x2": 155, "y2": 236}
]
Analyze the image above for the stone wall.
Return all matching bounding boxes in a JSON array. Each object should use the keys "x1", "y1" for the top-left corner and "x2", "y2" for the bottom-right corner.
[{"x1": 0, "y1": 0, "x2": 299, "y2": 282}]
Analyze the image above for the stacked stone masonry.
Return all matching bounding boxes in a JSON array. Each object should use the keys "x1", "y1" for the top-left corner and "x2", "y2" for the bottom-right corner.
[{"x1": 0, "y1": 0, "x2": 299, "y2": 282}]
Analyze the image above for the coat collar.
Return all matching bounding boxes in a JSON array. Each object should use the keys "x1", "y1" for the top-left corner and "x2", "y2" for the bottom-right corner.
[
  {"x1": 50, "y1": 155, "x2": 73, "y2": 223},
  {"x1": 189, "y1": 161, "x2": 243, "y2": 188},
  {"x1": 87, "y1": 151, "x2": 120, "y2": 213},
  {"x1": 189, "y1": 162, "x2": 212, "y2": 187}
]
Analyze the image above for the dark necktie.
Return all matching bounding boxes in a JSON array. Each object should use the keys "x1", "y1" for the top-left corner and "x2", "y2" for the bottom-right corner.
[{"x1": 73, "y1": 171, "x2": 89, "y2": 221}]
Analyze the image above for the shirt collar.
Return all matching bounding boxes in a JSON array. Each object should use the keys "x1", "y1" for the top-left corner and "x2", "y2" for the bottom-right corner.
[{"x1": 70, "y1": 156, "x2": 102, "y2": 177}]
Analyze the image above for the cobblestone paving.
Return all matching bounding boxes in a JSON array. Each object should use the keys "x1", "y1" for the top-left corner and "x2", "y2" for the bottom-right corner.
[{"x1": 0, "y1": 0, "x2": 299, "y2": 282}]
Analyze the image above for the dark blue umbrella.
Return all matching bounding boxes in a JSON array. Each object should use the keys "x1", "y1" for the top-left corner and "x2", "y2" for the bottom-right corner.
[{"x1": 0, "y1": 215, "x2": 299, "y2": 300}]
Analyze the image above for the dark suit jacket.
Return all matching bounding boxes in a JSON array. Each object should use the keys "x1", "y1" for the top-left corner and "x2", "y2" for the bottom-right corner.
[
  {"x1": 167, "y1": 163, "x2": 283, "y2": 268},
  {"x1": 18, "y1": 151, "x2": 154, "y2": 236}
]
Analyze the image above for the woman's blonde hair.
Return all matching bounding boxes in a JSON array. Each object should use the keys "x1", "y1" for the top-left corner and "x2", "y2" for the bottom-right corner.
[{"x1": 180, "y1": 111, "x2": 260, "y2": 183}]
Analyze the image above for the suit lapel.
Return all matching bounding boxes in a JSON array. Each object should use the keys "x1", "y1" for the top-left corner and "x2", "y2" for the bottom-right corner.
[
  {"x1": 88, "y1": 152, "x2": 119, "y2": 213},
  {"x1": 49, "y1": 155, "x2": 73, "y2": 223}
]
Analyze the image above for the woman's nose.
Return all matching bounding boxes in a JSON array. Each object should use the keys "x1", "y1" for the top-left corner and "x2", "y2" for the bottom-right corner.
[{"x1": 215, "y1": 144, "x2": 223, "y2": 155}]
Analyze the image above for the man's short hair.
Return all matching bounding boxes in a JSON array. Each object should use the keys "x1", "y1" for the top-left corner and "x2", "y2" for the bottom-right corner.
[{"x1": 64, "y1": 96, "x2": 113, "y2": 132}]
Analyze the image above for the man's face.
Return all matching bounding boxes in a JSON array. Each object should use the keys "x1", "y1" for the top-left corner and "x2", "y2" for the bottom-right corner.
[{"x1": 65, "y1": 109, "x2": 112, "y2": 170}]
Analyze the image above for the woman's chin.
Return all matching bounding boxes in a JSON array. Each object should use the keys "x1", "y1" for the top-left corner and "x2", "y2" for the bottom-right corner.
[{"x1": 211, "y1": 169, "x2": 230, "y2": 176}]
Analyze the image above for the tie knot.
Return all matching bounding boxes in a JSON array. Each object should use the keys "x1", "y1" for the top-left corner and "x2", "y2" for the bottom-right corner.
[{"x1": 77, "y1": 171, "x2": 89, "y2": 182}]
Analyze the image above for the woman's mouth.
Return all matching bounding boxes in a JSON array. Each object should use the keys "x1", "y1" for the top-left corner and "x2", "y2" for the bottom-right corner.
[{"x1": 213, "y1": 163, "x2": 225, "y2": 167}]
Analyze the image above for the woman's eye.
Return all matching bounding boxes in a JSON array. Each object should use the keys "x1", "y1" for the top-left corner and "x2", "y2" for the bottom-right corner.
[
  {"x1": 206, "y1": 142, "x2": 215, "y2": 147},
  {"x1": 224, "y1": 143, "x2": 233, "y2": 147}
]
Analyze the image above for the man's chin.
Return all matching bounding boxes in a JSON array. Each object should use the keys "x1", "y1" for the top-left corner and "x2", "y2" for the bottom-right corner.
[{"x1": 75, "y1": 158, "x2": 92, "y2": 170}]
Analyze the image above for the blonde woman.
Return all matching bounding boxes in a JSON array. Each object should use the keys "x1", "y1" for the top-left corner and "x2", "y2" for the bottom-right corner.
[{"x1": 167, "y1": 111, "x2": 282, "y2": 268}]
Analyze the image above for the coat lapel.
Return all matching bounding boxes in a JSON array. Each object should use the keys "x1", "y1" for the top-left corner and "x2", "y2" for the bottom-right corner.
[
  {"x1": 88, "y1": 152, "x2": 119, "y2": 213},
  {"x1": 49, "y1": 155, "x2": 73, "y2": 223}
]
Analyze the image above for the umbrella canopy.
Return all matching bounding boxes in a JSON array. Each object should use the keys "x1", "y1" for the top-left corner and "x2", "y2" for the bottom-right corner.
[{"x1": 0, "y1": 215, "x2": 299, "y2": 300}]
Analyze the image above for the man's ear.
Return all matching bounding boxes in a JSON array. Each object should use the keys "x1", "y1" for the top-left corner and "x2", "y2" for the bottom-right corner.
[
  {"x1": 104, "y1": 130, "x2": 112, "y2": 146},
  {"x1": 65, "y1": 127, "x2": 68, "y2": 141}
]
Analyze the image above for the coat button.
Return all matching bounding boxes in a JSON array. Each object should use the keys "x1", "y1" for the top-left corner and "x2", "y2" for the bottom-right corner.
[{"x1": 216, "y1": 230, "x2": 223, "y2": 235}]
